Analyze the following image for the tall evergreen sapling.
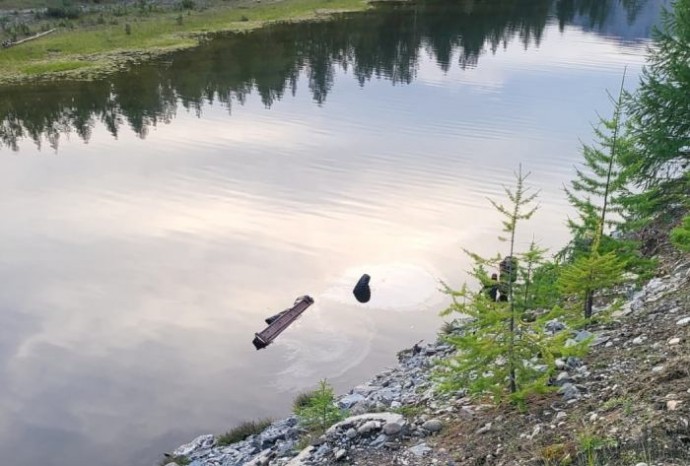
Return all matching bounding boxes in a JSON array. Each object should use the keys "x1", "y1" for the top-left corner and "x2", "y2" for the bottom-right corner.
[
  {"x1": 625, "y1": 0, "x2": 690, "y2": 216},
  {"x1": 437, "y1": 168, "x2": 585, "y2": 406}
]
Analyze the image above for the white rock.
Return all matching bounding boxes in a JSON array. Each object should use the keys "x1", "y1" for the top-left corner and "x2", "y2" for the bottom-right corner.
[
  {"x1": 477, "y1": 422, "x2": 492, "y2": 434},
  {"x1": 285, "y1": 445, "x2": 314, "y2": 466},
  {"x1": 528, "y1": 425, "x2": 541, "y2": 439},
  {"x1": 172, "y1": 434, "x2": 215, "y2": 457},
  {"x1": 357, "y1": 420, "x2": 381, "y2": 435},
  {"x1": 667, "y1": 400, "x2": 682, "y2": 411},
  {"x1": 668, "y1": 337, "x2": 681, "y2": 345},
  {"x1": 326, "y1": 412, "x2": 403, "y2": 435},
  {"x1": 245, "y1": 448, "x2": 272, "y2": 466},
  {"x1": 676, "y1": 316, "x2": 690, "y2": 326},
  {"x1": 408, "y1": 442, "x2": 432, "y2": 457}
]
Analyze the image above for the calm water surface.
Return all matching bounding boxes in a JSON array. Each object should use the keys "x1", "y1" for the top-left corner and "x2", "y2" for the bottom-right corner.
[{"x1": 0, "y1": 0, "x2": 668, "y2": 464}]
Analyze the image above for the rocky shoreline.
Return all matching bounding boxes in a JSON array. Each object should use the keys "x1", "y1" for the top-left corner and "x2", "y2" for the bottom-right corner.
[{"x1": 165, "y1": 257, "x2": 690, "y2": 466}]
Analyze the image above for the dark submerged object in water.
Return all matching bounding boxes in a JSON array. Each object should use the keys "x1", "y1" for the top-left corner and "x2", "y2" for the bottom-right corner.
[
  {"x1": 353, "y1": 274, "x2": 371, "y2": 303},
  {"x1": 253, "y1": 295, "x2": 314, "y2": 350}
]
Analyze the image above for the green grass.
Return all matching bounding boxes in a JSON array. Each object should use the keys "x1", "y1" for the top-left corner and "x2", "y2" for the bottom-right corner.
[
  {"x1": 20, "y1": 59, "x2": 91, "y2": 74},
  {"x1": 292, "y1": 389, "x2": 318, "y2": 412},
  {"x1": 0, "y1": 0, "x2": 49, "y2": 9},
  {"x1": 0, "y1": 0, "x2": 370, "y2": 83},
  {"x1": 216, "y1": 418, "x2": 273, "y2": 446},
  {"x1": 158, "y1": 454, "x2": 190, "y2": 466}
]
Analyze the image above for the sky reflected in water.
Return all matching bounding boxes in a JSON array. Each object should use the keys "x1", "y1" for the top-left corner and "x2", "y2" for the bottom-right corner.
[{"x1": 0, "y1": 0, "x2": 670, "y2": 465}]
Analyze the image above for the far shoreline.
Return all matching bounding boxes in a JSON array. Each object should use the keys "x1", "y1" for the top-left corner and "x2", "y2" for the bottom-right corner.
[{"x1": 0, "y1": 0, "x2": 374, "y2": 85}]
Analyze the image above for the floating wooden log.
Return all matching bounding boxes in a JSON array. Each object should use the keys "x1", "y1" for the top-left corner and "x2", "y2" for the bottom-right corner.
[{"x1": 252, "y1": 295, "x2": 314, "y2": 350}]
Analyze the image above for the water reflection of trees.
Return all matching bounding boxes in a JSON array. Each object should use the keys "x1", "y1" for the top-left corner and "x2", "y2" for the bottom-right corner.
[{"x1": 0, "y1": 0, "x2": 658, "y2": 150}]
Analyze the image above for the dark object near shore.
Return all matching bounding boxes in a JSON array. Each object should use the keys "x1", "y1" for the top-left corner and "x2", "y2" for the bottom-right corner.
[
  {"x1": 253, "y1": 295, "x2": 314, "y2": 350},
  {"x1": 353, "y1": 274, "x2": 371, "y2": 303},
  {"x1": 499, "y1": 256, "x2": 518, "y2": 283}
]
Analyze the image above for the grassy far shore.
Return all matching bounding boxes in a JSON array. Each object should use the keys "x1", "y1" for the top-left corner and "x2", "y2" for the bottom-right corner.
[{"x1": 0, "y1": 0, "x2": 370, "y2": 84}]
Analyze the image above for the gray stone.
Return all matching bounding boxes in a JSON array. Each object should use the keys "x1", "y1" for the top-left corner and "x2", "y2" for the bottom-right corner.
[
  {"x1": 327, "y1": 413, "x2": 403, "y2": 435},
  {"x1": 313, "y1": 443, "x2": 331, "y2": 458},
  {"x1": 408, "y1": 442, "x2": 432, "y2": 457},
  {"x1": 357, "y1": 420, "x2": 381, "y2": 435},
  {"x1": 555, "y1": 371, "x2": 572, "y2": 386},
  {"x1": 337, "y1": 393, "x2": 366, "y2": 409},
  {"x1": 334, "y1": 448, "x2": 347, "y2": 461},
  {"x1": 565, "y1": 357, "x2": 582, "y2": 370},
  {"x1": 383, "y1": 422, "x2": 402, "y2": 436},
  {"x1": 558, "y1": 383, "x2": 580, "y2": 401},
  {"x1": 173, "y1": 434, "x2": 215, "y2": 457},
  {"x1": 422, "y1": 419, "x2": 443, "y2": 433},
  {"x1": 345, "y1": 428, "x2": 357, "y2": 439},
  {"x1": 676, "y1": 316, "x2": 690, "y2": 326},
  {"x1": 575, "y1": 330, "x2": 593, "y2": 342},
  {"x1": 245, "y1": 448, "x2": 272, "y2": 466},
  {"x1": 477, "y1": 423, "x2": 492, "y2": 434},
  {"x1": 545, "y1": 320, "x2": 566, "y2": 333},
  {"x1": 370, "y1": 433, "x2": 388, "y2": 447}
]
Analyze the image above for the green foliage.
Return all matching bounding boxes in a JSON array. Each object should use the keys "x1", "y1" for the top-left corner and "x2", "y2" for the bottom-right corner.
[
  {"x1": 179, "y1": 0, "x2": 195, "y2": 10},
  {"x1": 576, "y1": 428, "x2": 617, "y2": 466},
  {"x1": 292, "y1": 390, "x2": 316, "y2": 412},
  {"x1": 44, "y1": 1, "x2": 81, "y2": 19},
  {"x1": 437, "y1": 168, "x2": 583, "y2": 405},
  {"x1": 391, "y1": 403, "x2": 423, "y2": 419},
  {"x1": 0, "y1": 0, "x2": 370, "y2": 84},
  {"x1": 601, "y1": 396, "x2": 633, "y2": 414},
  {"x1": 526, "y1": 261, "x2": 563, "y2": 310},
  {"x1": 539, "y1": 442, "x2": 574, "y2": 465},
  {"x1": 159, "y1": 454, "x2": 190, "y2": 466},
  {"x1": 671, "y1": 214, "x2": 690, "y2": 252},
  {"x1": 625, "y1": 0, "x2": 690, "y2": 218},
  {"x1": 216, "y1": 418, "x2": 273, "y2": 446},
  {"x1": 558, "y1": 238, "x2": 627, "y2": 319},
  {"x1": 293, "y1": 379, "x2": 346, "y2": 433},
  {"x1": 564, "y1": 113, "x2": 633, "y2": 250},
  {"x1": 562, "y1": 75, "x2": 654, "y2": 316}
]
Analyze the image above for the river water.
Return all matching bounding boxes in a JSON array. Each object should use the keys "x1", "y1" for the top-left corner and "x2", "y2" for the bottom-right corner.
[{"x1": 0, "y1": 0, "x2": 669, "y2": 464}]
